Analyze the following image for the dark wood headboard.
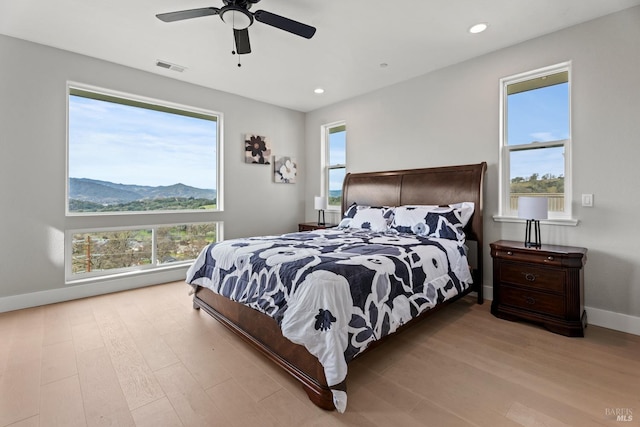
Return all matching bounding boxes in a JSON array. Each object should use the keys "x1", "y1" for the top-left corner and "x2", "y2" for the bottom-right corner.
[{"x1": 341, "y1": 162, "x2": 487, "y2": 302}]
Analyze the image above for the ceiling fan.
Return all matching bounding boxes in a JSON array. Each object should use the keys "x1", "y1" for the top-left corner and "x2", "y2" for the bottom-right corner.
[{"x1": 156, "y1": 0, "x2": 316, "y2": 56}]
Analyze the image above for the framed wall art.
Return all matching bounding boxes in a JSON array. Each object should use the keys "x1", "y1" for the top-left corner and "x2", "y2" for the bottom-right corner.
[
  {"x1": 273, "y1": 156, "x2": 297, "y2": 184},
  {"x1": 245, "y1": 134, "x2": 271, "y2": 164}
]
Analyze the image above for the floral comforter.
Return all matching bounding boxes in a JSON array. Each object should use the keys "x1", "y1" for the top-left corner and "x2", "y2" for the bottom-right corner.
[{"x1": 186, "y1": 228, "x2": 472, "y2": 412}]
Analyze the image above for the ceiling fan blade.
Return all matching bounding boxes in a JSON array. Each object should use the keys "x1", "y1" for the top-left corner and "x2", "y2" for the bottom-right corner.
[
  {"x1": 253, "y1": 10, "x2": 316, "y2": 39},
  {"x1": 156, "y1": 7, "x2": 220, "y2": 23},
  {"x1": 234, "y1": 29, "x2": 252, "y2": 54}
]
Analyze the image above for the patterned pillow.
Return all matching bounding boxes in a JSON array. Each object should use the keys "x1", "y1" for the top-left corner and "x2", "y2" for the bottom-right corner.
[
  {"x1": 342, "y1": 203, "x2": 395, "y2": 231},
  {"x1": 391, "y1": 202, "x2": 474, "y2": 241},
  {"x1": 343, "y1": 202, "x2": 360, "y2": 219}
]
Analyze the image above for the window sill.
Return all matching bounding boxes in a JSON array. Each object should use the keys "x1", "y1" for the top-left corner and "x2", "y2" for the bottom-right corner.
[
  {"x1": 492, "y1": 215, "x2": 579, "y2": 227},
  {"x1": 66, "y1": 261, "x2": 190, "y2": 286}
]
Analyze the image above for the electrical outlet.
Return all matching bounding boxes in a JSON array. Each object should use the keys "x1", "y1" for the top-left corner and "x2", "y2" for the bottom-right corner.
[{"x1": 582, "y1": 194, "x2": 593, "y2": 207}]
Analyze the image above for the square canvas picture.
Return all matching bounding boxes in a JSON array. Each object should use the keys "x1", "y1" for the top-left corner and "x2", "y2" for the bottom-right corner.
[
  {"x1": 274, "y1": 156, "x2": 297, "y2": 184},
  {"x1": 245, "y1": 134, "x2": 271, "y2": 164}
]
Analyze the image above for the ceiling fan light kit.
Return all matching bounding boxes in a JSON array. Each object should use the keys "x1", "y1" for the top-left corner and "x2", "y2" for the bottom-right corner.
[
  {"x1": 156, "y1": 0, "x2": 316, "y2": 59},
  {"x1": 221, "y1": 7, "x2": 253, "y2": 30}
]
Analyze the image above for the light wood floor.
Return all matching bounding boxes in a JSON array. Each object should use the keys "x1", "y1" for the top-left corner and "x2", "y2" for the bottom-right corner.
[{"x1": 1, "y1": 281, "x2": 638, "y2": 427}]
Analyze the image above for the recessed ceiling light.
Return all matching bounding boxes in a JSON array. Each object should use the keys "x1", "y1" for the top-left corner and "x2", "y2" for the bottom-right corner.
[
  {"x1": 314, "y1": 88, "x2": 325, "y2": 94},
  {"x1": 469, "y1": 23, "x2": 488, "y2": 34}
]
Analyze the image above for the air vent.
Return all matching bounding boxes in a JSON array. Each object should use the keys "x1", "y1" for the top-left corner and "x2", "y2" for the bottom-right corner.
[{"x1": 156, "y1": 60, "x2": 186, "y2": 73}]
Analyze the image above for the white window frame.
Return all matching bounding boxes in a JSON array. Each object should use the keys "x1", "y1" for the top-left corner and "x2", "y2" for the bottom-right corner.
[
  {"x1": 65, "y1": 221, "x2": 222, "y2": 284},
  {"x1": 66, "y1": 82, "x2": 224, "y2": 216},
  {"x1": 321, "y1": 121, "x2": 347, "y2": 212},
  {"x1": 496, "y1": 62, "x2": 577, "y2": 225}
]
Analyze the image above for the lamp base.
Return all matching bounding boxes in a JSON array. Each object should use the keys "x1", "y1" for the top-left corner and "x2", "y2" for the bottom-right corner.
[
  {"x1": 524, "y1": 219, "x2": 542, "y2": 248},
  {"x1": 317, "y1": 209, "x2": 325, "y2": 226}
]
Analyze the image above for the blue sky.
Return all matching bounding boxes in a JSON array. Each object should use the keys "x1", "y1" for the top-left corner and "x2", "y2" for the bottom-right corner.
[
  {"x1": 69, "y1": 95, "x2": 217, "y2": 190},
  {"x1": 507, "y1": 83, "x2": 569, "y2": 179},
  {"x1": 329, "y1": 130, "x2": 346, "y2": 193}
]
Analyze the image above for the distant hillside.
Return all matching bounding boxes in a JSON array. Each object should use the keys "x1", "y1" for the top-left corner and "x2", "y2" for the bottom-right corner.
[{"x1": 69, "y1": 178, "x2": 216, "y2": 205}]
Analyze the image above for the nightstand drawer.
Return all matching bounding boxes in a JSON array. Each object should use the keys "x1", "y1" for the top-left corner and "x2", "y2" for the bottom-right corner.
[
  {"x1": 499, "y1": 262, "x2": 564, "y2": 293},
  {"x1": 492, "y1": 248, "x2": 563, "y2": 267},
  {"x1": 500, "y1": 285, "x2": 565, "y2": 318}
]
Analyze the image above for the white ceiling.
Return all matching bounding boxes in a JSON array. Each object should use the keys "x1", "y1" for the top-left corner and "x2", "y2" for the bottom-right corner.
[{"x1": 2, "y1": 0, "x2": 639, "y2": 112}]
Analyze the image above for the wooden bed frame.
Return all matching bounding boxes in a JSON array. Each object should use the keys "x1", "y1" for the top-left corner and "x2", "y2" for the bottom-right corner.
[{"x1": 192, "y1": 162, "x2": 487, "y2": 410}]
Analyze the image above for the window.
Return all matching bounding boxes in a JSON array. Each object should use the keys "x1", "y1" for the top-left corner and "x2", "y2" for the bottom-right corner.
[
  {"x1": 67, "y1": 222, "x2": 219, "y2": 281},
  {"x1": 65, "y1": 84, "x2": 223, "y2": 283},
  {"x1": 322, "y1": 122, "x2": 346, "y2": 210},
  {"x1": 499, "y1": 63, "x2": 572, "y2": 221},
  {"x1": 67, "y1": 85, "x2": 221, "y2": 214}
]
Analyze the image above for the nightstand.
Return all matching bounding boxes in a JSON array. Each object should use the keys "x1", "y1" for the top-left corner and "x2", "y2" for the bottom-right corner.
[
  {"x1": 490, "y1": 240, "x2": 587, "y2": 337},
  {"x1": 298, "y1": 222, "x2": 337, "y2": 232}
]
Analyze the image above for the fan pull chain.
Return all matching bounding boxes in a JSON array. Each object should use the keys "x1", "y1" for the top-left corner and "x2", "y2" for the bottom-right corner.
[
  {"x1": 231, "y1": 22, "x2": 236, "y2": 55},
  {"x1": 231, "y1": 12, "x2": 237, "y2": 55},
  {"x1": 230, "y1": 26, "x2": 241, "y2": 67},
  {"x1": 231, "y1": 45, "x2": 242, "y2": 67}
]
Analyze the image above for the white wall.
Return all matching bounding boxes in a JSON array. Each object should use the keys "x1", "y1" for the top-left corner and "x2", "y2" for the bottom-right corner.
[
  {"x1": 305, "y1": 7, "x2": 640, "y2": 330},
  {"x1": 0, "y1": 34, "x2": 306, "y2": 308}
]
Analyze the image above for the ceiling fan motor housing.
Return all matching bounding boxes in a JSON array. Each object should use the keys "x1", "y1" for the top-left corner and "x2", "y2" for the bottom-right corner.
[{"x1": 222, "y1": 0, "x2": 261, "y2": 9}]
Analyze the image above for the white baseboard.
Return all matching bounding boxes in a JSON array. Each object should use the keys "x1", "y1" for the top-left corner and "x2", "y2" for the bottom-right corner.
[
  {"x1": 483, "y1": 284, "x2": 640, "y2": 337},
  {"x1": 483, "y1": 284, "x2": 494, "y2": 302},
  {"x1": 0, "y1": 269, "x2": 187, "y2": 313},
  {"x1": 585, "y1": 306, "x2": 640, "y2": 336}
]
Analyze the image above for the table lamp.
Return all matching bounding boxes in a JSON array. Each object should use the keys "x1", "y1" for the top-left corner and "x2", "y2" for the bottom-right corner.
[
  {"x1": 314, "y1": 196, "x2": 326, "y2": 226},
  {"x1": 518, "y1": 196, "x2": 548, "y2": 248}
]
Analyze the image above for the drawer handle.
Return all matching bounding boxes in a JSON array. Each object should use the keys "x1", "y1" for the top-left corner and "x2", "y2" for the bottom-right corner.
[
  {"x1": 507, "y1": 251, "x2": 513, "y2": 256},
  {"x1": 547, "y1": 256, "x2": 554, "y2": 261},
  {"x1": 522, "y1": 272, "x2": 537, "y2": 282},
  {"x1": 525, "y1": 296, "x2": 536, "y2": 305}
]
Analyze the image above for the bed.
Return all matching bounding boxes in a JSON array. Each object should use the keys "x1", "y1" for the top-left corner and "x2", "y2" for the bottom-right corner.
[{"x1": 187, "y1": 162, "x2": 486, "y2": 412}]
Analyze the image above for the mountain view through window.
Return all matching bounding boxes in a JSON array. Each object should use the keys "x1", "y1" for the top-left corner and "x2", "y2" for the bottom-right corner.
[{"x1": 68, "y1": 88, "x2": 219, "y2": 213}]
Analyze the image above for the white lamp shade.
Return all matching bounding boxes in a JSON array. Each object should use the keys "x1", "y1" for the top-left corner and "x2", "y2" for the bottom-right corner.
[
  {"x1": 314, "y1": 196, "x2": 326, "y2": 210},
  {"x1": 221, "y1": 9, "x2": 252, "y2": 29},
  {"x1": 518, "y1": 196, "x2": 548, "y2": 220}
]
